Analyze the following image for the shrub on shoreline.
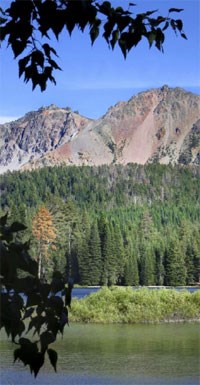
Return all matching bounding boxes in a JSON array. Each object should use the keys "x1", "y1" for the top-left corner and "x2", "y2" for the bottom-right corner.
[{"x1": 70, "y1": 287, "x2": 200, "y2": 324}]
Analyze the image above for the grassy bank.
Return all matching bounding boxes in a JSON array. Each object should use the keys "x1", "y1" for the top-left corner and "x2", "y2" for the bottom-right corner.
[{"x1": 70, "y1": 287, "x2": 200, "y2": 323}]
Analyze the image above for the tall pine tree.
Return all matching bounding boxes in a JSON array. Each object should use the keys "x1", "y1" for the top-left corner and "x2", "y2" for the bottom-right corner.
[{"x1": 88, "y1": 219, "x2": 102, "y2": 285}]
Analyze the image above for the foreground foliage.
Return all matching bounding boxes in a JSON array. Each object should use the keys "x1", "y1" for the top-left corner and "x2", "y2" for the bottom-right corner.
[
  {"x1": 0, "y1": 214, "x2": 72, "y2": 377},
  {"x1": 0, "y1": 1, "x2": 187, "y2": 91},
  {"x1": 71, "y1": 286, "x2": 200, "y2": 324}
]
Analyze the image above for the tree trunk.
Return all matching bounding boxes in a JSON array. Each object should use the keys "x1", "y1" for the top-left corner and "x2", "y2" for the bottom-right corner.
[
  {"x1": 38, "y1": 252, "x2": 42, "y2": 279},
  {"x1": 38, "y1": 242, "x2": 42, "y2": 279}
]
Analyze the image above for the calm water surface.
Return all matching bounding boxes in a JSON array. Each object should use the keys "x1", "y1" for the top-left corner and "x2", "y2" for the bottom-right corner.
[
  {"x1": 72, "y1": 287, "x2": 200, "y2": 299},
  {"x1": 0, "y1": 323, "x2": 199, "y2": 385}
]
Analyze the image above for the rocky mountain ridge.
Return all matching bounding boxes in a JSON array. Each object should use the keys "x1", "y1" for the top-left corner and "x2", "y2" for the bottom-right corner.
[
  {"x1": 0, "y1": 86, "x2": 199, "y2": 174},
  {"x1": 0, "y1": 105, "x2": 92, "y2": 173}
]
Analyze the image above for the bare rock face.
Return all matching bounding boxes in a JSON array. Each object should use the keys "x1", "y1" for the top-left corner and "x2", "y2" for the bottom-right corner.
[
  {"x1": 0, "y1": 105, "x2": 92, "y2": 173},
  {"x1": 178, "y1": 119, "x2": 200, "y2": 165},
  {"x1": 0, "y1": 86, "x2": 199, "y2": 173}
]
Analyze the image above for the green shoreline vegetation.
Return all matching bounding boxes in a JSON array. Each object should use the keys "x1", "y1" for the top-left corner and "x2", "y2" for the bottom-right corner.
[{"x1": 70, "y1": 287, "x2": 200, "y2": 324}]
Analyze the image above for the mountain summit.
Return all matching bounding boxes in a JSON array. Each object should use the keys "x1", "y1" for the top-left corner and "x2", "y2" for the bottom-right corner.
[{"x1": 0, "y1": 86, "x2": 199, "y2": 174}]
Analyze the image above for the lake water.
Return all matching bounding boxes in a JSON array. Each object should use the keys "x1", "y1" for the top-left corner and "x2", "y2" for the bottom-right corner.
[
  {"x1": 72, "y1": 286, "x2": 200, "y2": 299},
  {"x1": 0, "y1": 323, "x2": 199, "y2": 385}
]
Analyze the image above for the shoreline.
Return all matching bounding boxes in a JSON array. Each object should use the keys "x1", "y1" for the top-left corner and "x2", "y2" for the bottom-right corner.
[
  {"x1": 70, "y1": 318, "x2": 200, "y2": 325},
  {"x1": 73, "y1": 285, "x2": 200, "y2": 289},
  {"x1": 70, "y1": 286, "x2": 200, "y2": 324}
]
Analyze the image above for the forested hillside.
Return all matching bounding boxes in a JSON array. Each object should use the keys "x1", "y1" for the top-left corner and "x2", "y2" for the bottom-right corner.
[{"x1": 0, "y1": 163, "x2": 200, "y2": 286}]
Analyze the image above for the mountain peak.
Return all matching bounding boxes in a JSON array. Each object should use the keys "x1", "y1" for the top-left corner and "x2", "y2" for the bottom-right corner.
[{"x1": 0, "y1": 87, "x2": 199, "y2": 174}]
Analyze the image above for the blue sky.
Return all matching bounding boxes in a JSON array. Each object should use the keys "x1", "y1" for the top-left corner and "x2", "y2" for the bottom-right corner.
[{"x1": 0, "y1": 0, "x2": 199, "y2": 123}]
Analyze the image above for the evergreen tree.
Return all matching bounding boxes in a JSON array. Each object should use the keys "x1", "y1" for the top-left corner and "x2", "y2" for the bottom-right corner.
[
  {"x1": 101, "y1": 222, "x2": 112, "y2": 285},
  {"x1": 113, "y1": 224, "x2": 125, "y2": 284},
  {"x1": 140, "y1": 245, "x2": 155, "y2": 286},
  {"x1": 108, "y1": 222, "x2": 118, "y2": 284},
  {"x1": 46, "y1": 196, "x2": 67, "y2": 275},
  {"x1": 124, "y1": 240, "x2": 139, "y2": 286},
  {"x1": 88, "y1": 219, "x2": 102, "y2": 285},
  {"x1": 63, "y1": 200, "x2": 81, "y2": 283},
  {"x1": 164, "y1": 239, "x2": 187, "y2": 286},
  {"x1": 50, "y1": 198, "x2": 81, "y2": 282},
  {"x1": 154, "y1": 246, "x2": 165, "y2": 286},
  {"x1": 179, "y1": 220, "x2": 200, "y2": 284},
  {"x1": 138, "y1": 210, "x2": 156, "y2": 285},
  {"x1": 184, "y1": 243, "x2": 197, "y2": 285},
  {"x1": 77, "y1": 209, "x2": 91, "y2": 285}
]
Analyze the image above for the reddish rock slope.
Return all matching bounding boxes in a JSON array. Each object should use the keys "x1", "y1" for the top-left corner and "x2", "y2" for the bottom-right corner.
[{"x1": 0, "y1": 86, "x2": 199, "y2": 173}]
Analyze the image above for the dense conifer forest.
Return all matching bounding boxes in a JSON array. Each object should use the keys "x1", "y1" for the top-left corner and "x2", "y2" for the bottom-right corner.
[{"x1": 1, "y1": 163, "x2": 200, "y2": 286}]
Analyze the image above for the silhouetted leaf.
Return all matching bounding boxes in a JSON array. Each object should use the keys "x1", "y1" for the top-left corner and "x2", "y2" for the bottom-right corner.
[
  {"x1": 153, "y1": 16, "x2": 166, "y2": 27},
  {"x1": 59, "y1": 308, "x2": 68, "y2": 333},
  {"x1": 11, "y1": 293, "x2": 24, "y2": 310},
  {"x1": 40, "y1": 331, "x2": 56, "y2": 353},
  {"x1": 170, "y1": 20, "x2": 177, "y2": 33},
  {"x1": 51, "y1": 10, "x2": 66, "y2": 39},
  {"x1": 4, "y1": 322, "x2": 11, "y2": 337},
  {"x1": 99, "y1": 1, "x2": 112, "y2": 15},
  {"x1": 0, "y1": 229, "x2": 13, "y2": 242},
  {"x1": 162, "y1": 21, "x2": 169, "y2": 31},
  {"x1": 11, "y1": 40, "x2": 26, "y2": 58},
  {"x1": 45, "y1": 312, "x2": 60, "y2": 337},
  {"x1": 30, "y1": 352, "x2": 44, "y2": 377},
  {"x1": 50, "y1": 272, "x2": 64, "y2": 294},
  {"x1": 90, "y1": 25, "x2": 99, "y2": 45},
  {"x1": 47, "y1": 348, "x2": 58, "y2": 372},
  {"x1": 145, "y1": 10, "x2": 158, "y2": 16},
  {"x1": 118, "y1": 38, "x2": 127, "y2": 58},
  {"x1": 181, "y1": 33, "x2": 187, "y2": 39},
  {"x1": 176, "y1": 19, "x2": 183, "y2": 31},
  {"x1": 169, "y1": 8, "x2": 184, "y2": 13},
  {"x1": 117, "y1": 15, "x2": 131, "y2": 32},
  {"x1": 32, "y1": 50, "x2": 44, "y2": 68},
  {"x1": 126, "y1": 31, "x2": 141, "y2": 50},
  {"x1": 18, "y1": 337, "x2": 32, "y2": 346},
  {"x1": 27, "y1": 317, "x2": 36, "y2": 334},
  {"x1": 39, "y1": 282, "x2": 51, "y2": 299},
  {"x1": 9, "y1": 222, "x2": 27, "y2": 232},
  {"x1": 147, "y1": 31, "x2": 157, "y2": 47},
  {"x1": 0, "y1": 16, "x2": 7, "y2": 25},
  {"x1": 19, "y1": 55, "x2": 30, "y2": 77},
  {"x1": 48, "y1": 59, "x2": 61, "y2": 70},
  {"x1": 48, "y1": 295, "x2": 63, "y2": 316},
  {"x1": 22, "y1": 307, "x2": 34, "y2": 320},
  {"x1": 43, "y1": 43, "x2": 58, "y2": 58},
  {"x1": 103, "y1": 19, "x2": 115, "y2": 43},
  {"x1": 33, "y1": 316, "x2": 46, "y2": 336},
  {"x1": 26, "y1": 293, "x2": 41, "y2": 307},
  {"x1": 11, "y1": 320, "x2": 25, "y2": 342},
  {"x1": 8, "y1": 243, "x2": 38, "y2": 276},
  {"x1": 110, "y1": 29, "x2": 119, "y2": 49},
  {"x1": 14, "y1": 348, "x2": 23, "y2": 363},
  {"x1": 0, "y1": 213, "x2": 8, "y2": 226},
  {"x1": 14, "y1": 340, "x2": 39, "y2": 368}
]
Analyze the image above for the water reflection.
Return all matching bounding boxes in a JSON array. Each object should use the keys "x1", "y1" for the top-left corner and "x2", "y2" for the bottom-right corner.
[{"x1": 0, "y1": 323, "x2": 199, "y2": 385}]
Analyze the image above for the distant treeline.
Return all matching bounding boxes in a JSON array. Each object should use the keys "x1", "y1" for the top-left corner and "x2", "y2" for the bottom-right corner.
[{"x1": 0, "y1": 163, "x2": 200, "y2": 286}]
